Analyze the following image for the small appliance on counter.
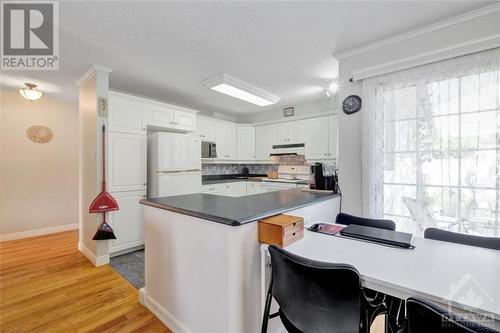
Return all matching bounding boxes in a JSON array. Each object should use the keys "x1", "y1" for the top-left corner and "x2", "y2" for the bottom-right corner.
[
  {"x1": 201, "y1": 141, "x2": 217, "y2": 158},
  {"x1": 310, "y1": 163, "x2": 338, "y2": 193}
]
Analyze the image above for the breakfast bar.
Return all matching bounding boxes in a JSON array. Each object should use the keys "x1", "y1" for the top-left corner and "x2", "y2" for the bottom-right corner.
[{"x1": 139, "y1": 189, "x2": 340, "y2": 332}]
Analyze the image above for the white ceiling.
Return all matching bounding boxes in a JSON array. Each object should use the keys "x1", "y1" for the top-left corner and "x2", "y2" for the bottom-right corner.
[{"x1": 0, "y1": 1, "x2": 493, "y2": 115}]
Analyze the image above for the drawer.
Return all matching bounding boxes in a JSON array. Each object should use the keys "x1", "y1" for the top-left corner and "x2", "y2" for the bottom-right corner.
[
  {"x1": 283, "y1": 219, "x2": 304, "y2": 236},
  {"x1": 282, "y1": 229, "x2": 304, "y2": 247},
  {"x1": 258, "y1": 214, "x2": 304, "y2": 247}
]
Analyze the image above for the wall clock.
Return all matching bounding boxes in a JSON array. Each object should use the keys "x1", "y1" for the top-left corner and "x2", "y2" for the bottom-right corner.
[{"x1": 342, "y1": 95, "x2": 362, "y2": 115}]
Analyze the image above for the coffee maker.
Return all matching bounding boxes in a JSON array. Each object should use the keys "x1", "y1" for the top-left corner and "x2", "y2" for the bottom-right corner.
[
  {"x1": 310, "y1": 163, "x2": 338, "y2": 192},
  {"x1": 311, "y1": 163, "x2": 324, "y2": 190}
]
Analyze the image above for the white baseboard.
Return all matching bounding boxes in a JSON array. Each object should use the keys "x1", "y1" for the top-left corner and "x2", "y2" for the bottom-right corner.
[
  {"x1": 139, "y1": 288, "x2": 191, "y2": 333},
  {"x1": 78, "y1": 241, "x2": 110, "y2": 267},
  {"x1": 0, "y1": 223, "x2": 78, "y2": 242}
]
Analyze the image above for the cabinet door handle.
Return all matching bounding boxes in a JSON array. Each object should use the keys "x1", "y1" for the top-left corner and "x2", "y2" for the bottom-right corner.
[{"x1": 143, "y1": 183, "x2": 147, "y2": 186}]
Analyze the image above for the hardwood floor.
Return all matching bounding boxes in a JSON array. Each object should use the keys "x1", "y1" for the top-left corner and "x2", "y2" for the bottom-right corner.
[{"x1": 0, "y1": 231, "x2": 170, "y2": 333}]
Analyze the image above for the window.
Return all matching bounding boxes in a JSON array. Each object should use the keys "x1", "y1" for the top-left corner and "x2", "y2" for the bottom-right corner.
[{"x1": 362, "y1": 48, "x2": 500, "y2": 237}]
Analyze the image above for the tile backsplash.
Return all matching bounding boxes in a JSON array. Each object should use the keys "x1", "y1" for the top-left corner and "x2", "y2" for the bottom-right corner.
[
  {"x1": 202, "y1": 163, "x2": 277, "y2": 175},
  {"x1": 202, "y1": 155, "x2": 309, "y2": 175}
]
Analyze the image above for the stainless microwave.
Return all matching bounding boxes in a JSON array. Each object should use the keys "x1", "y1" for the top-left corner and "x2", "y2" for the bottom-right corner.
[{"x1": 201, "y1": 141, "x2": 217, "y2": 158}]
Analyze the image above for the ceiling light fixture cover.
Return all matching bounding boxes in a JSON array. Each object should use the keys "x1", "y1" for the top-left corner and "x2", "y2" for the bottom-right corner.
[
  {"x1": 203, "y1": 74, "x2": 280, "y2": 106},
  {"x1": 19, "y1": 83, "x2": 43, "y2": 101}
]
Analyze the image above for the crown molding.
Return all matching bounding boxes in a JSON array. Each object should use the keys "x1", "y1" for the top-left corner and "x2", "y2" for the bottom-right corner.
[
  {"x1": 334, "y1": 3, "x2": 500, "y2": 60},
  {"x1": 351, "y1": 33, "x2": 500, "y2": 81},
  {"x1": 76, "y1": 65, "x2": 114, "y2": 86}
]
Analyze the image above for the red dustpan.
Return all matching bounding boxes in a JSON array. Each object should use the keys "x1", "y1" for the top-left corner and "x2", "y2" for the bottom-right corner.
[{"x1": 89, "y1": 125, "x2": 119, "y2": 213}]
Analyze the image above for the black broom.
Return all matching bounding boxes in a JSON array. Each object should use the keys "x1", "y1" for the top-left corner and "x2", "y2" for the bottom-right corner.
[{"x1": 93, "y1": 212, "x2": 116, "y2": 240}]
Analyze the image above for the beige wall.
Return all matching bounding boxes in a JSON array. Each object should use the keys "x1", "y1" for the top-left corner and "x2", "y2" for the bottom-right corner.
[{"x1": 0, "y1": 90, "x2": 78, "y2": 235}]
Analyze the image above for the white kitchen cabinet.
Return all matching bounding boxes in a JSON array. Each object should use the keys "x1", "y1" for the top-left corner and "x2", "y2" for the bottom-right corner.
[
  {"x1": 305, "y1": 115, "x2": 338, "y2": 160},
  {"x1": 173, "y1": 108, "x2": 197, "y2": 132},
  {"x1": 261, "y1": 182, "x2": 297, "y2": 192},
  {"x1": 246, "y1": 182, "x2": 267, "y2": 195},
  {"x1": 328, "y1": 115, "x2": 338, "y2": 159},
  {"x1": 224, "y1": 182, "x2": 247, "y2": 197},
  {"x1": 108, "y1": 190, "x2": 145, "y2": 254},
  {"x1": 201, "y1": 182, "x2": 246, "y2": 197},
  {"x1": 305, "y1": 117, "x2": 330, "y2": 160},
  {"x1": 215, "y1": 121, "x2": 237, "y2": 160},
  {"x1": 108, "y1": 92, "x2": 147, "y2": 135},
  {"x1": 255, "y1": 125, "x2": 272, "y2": 161},
  {"x1": 237, "y1": 126, "x2": 256, "y2": 161},
  {"x1": 148, "y1": 103, "x2": 196, "y2": 132},
  {"x1": 271, "y1": 121, "x2": 306, "y2": 145},
  {"x1": 148, "y1": 103, "x2": 174, "y2": 129},
  {"x1": 197, "y1": 117, "x2": 217, "y2": 142},
  {"x1": 201, "y1": 183, "x2": 228, "y2": 195},
  {"x1": 289, "y1": 121, "x2": 307, "y2": 144},
  {"x1": 108, "y1": 132, "x2": 147, "y2": 192}
]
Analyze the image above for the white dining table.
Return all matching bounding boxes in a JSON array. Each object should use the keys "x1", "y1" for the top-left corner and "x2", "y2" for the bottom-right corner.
[{"x1": 282, "y1": 229, "x2": 500, "y2": 328}]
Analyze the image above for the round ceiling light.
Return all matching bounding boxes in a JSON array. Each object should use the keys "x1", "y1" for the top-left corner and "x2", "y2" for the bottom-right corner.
[{"x1": 19, "y1": 82, "x2": 43, "y2": 102}]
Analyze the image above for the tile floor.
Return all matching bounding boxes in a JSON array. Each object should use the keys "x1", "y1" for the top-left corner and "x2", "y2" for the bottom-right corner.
[{"x1": 110, "y1": 250, "x2": 145, "y2": 289}]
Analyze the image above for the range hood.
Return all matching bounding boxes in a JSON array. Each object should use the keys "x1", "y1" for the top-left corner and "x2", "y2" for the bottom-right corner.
[{"x1": 270, "y1": 143, "x2": 305, "y2": 156}]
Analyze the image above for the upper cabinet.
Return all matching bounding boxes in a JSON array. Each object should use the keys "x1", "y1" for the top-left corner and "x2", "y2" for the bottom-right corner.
[
  {"x1": 148, "y1": 102, "x2": 174, "y2": 128},
  {"x1": 328, "y1": 115, "x2": 338, "y2": 159},
  {"x1": 237, "y1": 126, "x2": 256, "y2": 161},
  {"x1": 305, "y1": 115, "x2": 338, "y2": 160},
  {"x1": 108, "y1": 92, "x2": 147, "y2": 135},
  {"x1": 173, "y1": 108, "x2": 197, "y2": 132},
  {"x1": 215, "y1": 121, "x2": 237, "y2": 160},
  {"x1": 271, "y1": 121, "x2": 306, "y2": 145},
  {"x1": 255, "y1": 125, "x2": 272, "y2": 161},
  {"x1": 197, "y1": 117, "x2": 217, "y2": 142},
  {"x1": 148, "y1": 104, "x2": 197, "y2": 132},
  {"x1": 109, "y1": 92, "x2": 197, "y2": 134}
]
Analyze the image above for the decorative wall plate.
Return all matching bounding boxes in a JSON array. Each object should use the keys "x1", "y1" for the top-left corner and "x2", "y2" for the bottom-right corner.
[{"x1": 27, "y1": 125, "x2": 53, "y2": 143}]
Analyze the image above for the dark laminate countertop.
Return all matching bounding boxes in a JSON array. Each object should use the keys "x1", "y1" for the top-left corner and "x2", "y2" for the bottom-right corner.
[
  {"x1": 140, "y1": 189, "x2": 339, "y2": 226},
  {"x1": 202, "y1": 178, "x2": 263, "y2": 185}
]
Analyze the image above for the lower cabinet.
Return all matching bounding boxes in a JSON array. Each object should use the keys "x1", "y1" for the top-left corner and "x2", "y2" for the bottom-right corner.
[
  {"x1": 201, "y1": 182, "x2": 247, "y2": 197},
  {"x1": 108, "y1": 191, "x2": 145, "y2": 254},
  {"x1": 202, "y1": 181, "x2": 303, "y2": 197},
  {"x1": 246, "y1": 182, "x2": 267, "y2": 195},
  {"x1": 261, "y1": 182, "x2": 298, "y2": 192}
]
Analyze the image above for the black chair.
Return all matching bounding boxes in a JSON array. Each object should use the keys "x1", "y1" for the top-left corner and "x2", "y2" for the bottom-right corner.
[
  {"x1": 406, "y1": 297, "x2": 499, "y2": 333},
  {"x1": 336, "y1": 213, "x2": 396, "y2": 231},
  {"x1": 335, "y1": 213, "x2": 405, "y2": 332},
  {"x1": 262, "y1": 245, "x2": 371, "y2": 333},
  {"x1": 424, "y1": 228, "x2": 500, "y2": 251}
]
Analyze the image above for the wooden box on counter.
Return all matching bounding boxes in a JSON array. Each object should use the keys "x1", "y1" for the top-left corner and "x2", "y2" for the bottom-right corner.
[{"x1": 258, "y1": 214, "x2": 304, "y2": 247}]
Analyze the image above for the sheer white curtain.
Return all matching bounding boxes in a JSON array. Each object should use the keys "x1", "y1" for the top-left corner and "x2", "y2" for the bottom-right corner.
[{"x1": 362, "y1": 48, "x2": 500, "y2": 236}]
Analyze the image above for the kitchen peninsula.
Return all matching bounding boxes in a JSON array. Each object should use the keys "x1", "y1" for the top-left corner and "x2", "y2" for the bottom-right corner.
[{"x1": 139, "y1": 189, "x2": 340, "y2": 332}]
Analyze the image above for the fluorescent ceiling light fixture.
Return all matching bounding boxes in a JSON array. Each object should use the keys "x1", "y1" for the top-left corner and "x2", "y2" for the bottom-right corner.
[
  {"x1": 19, "y1": 82, "x2": 43, "y2": 101},
  {"x1": 203, "y1": 74, "x2": 280, "y2": 106}
]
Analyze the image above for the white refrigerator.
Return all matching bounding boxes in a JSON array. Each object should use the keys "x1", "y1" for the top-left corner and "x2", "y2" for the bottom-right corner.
[{"x1": 148, "y1": 132, "x2": 202, "y2": 198}]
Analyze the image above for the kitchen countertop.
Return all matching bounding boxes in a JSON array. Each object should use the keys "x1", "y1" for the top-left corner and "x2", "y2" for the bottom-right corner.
[
  {"x1": 202, "y1": 178, "x2": 264, "y2": 185},
  {"x1": 140, "y1": 189, "x2": 339, "y2": 226}
]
